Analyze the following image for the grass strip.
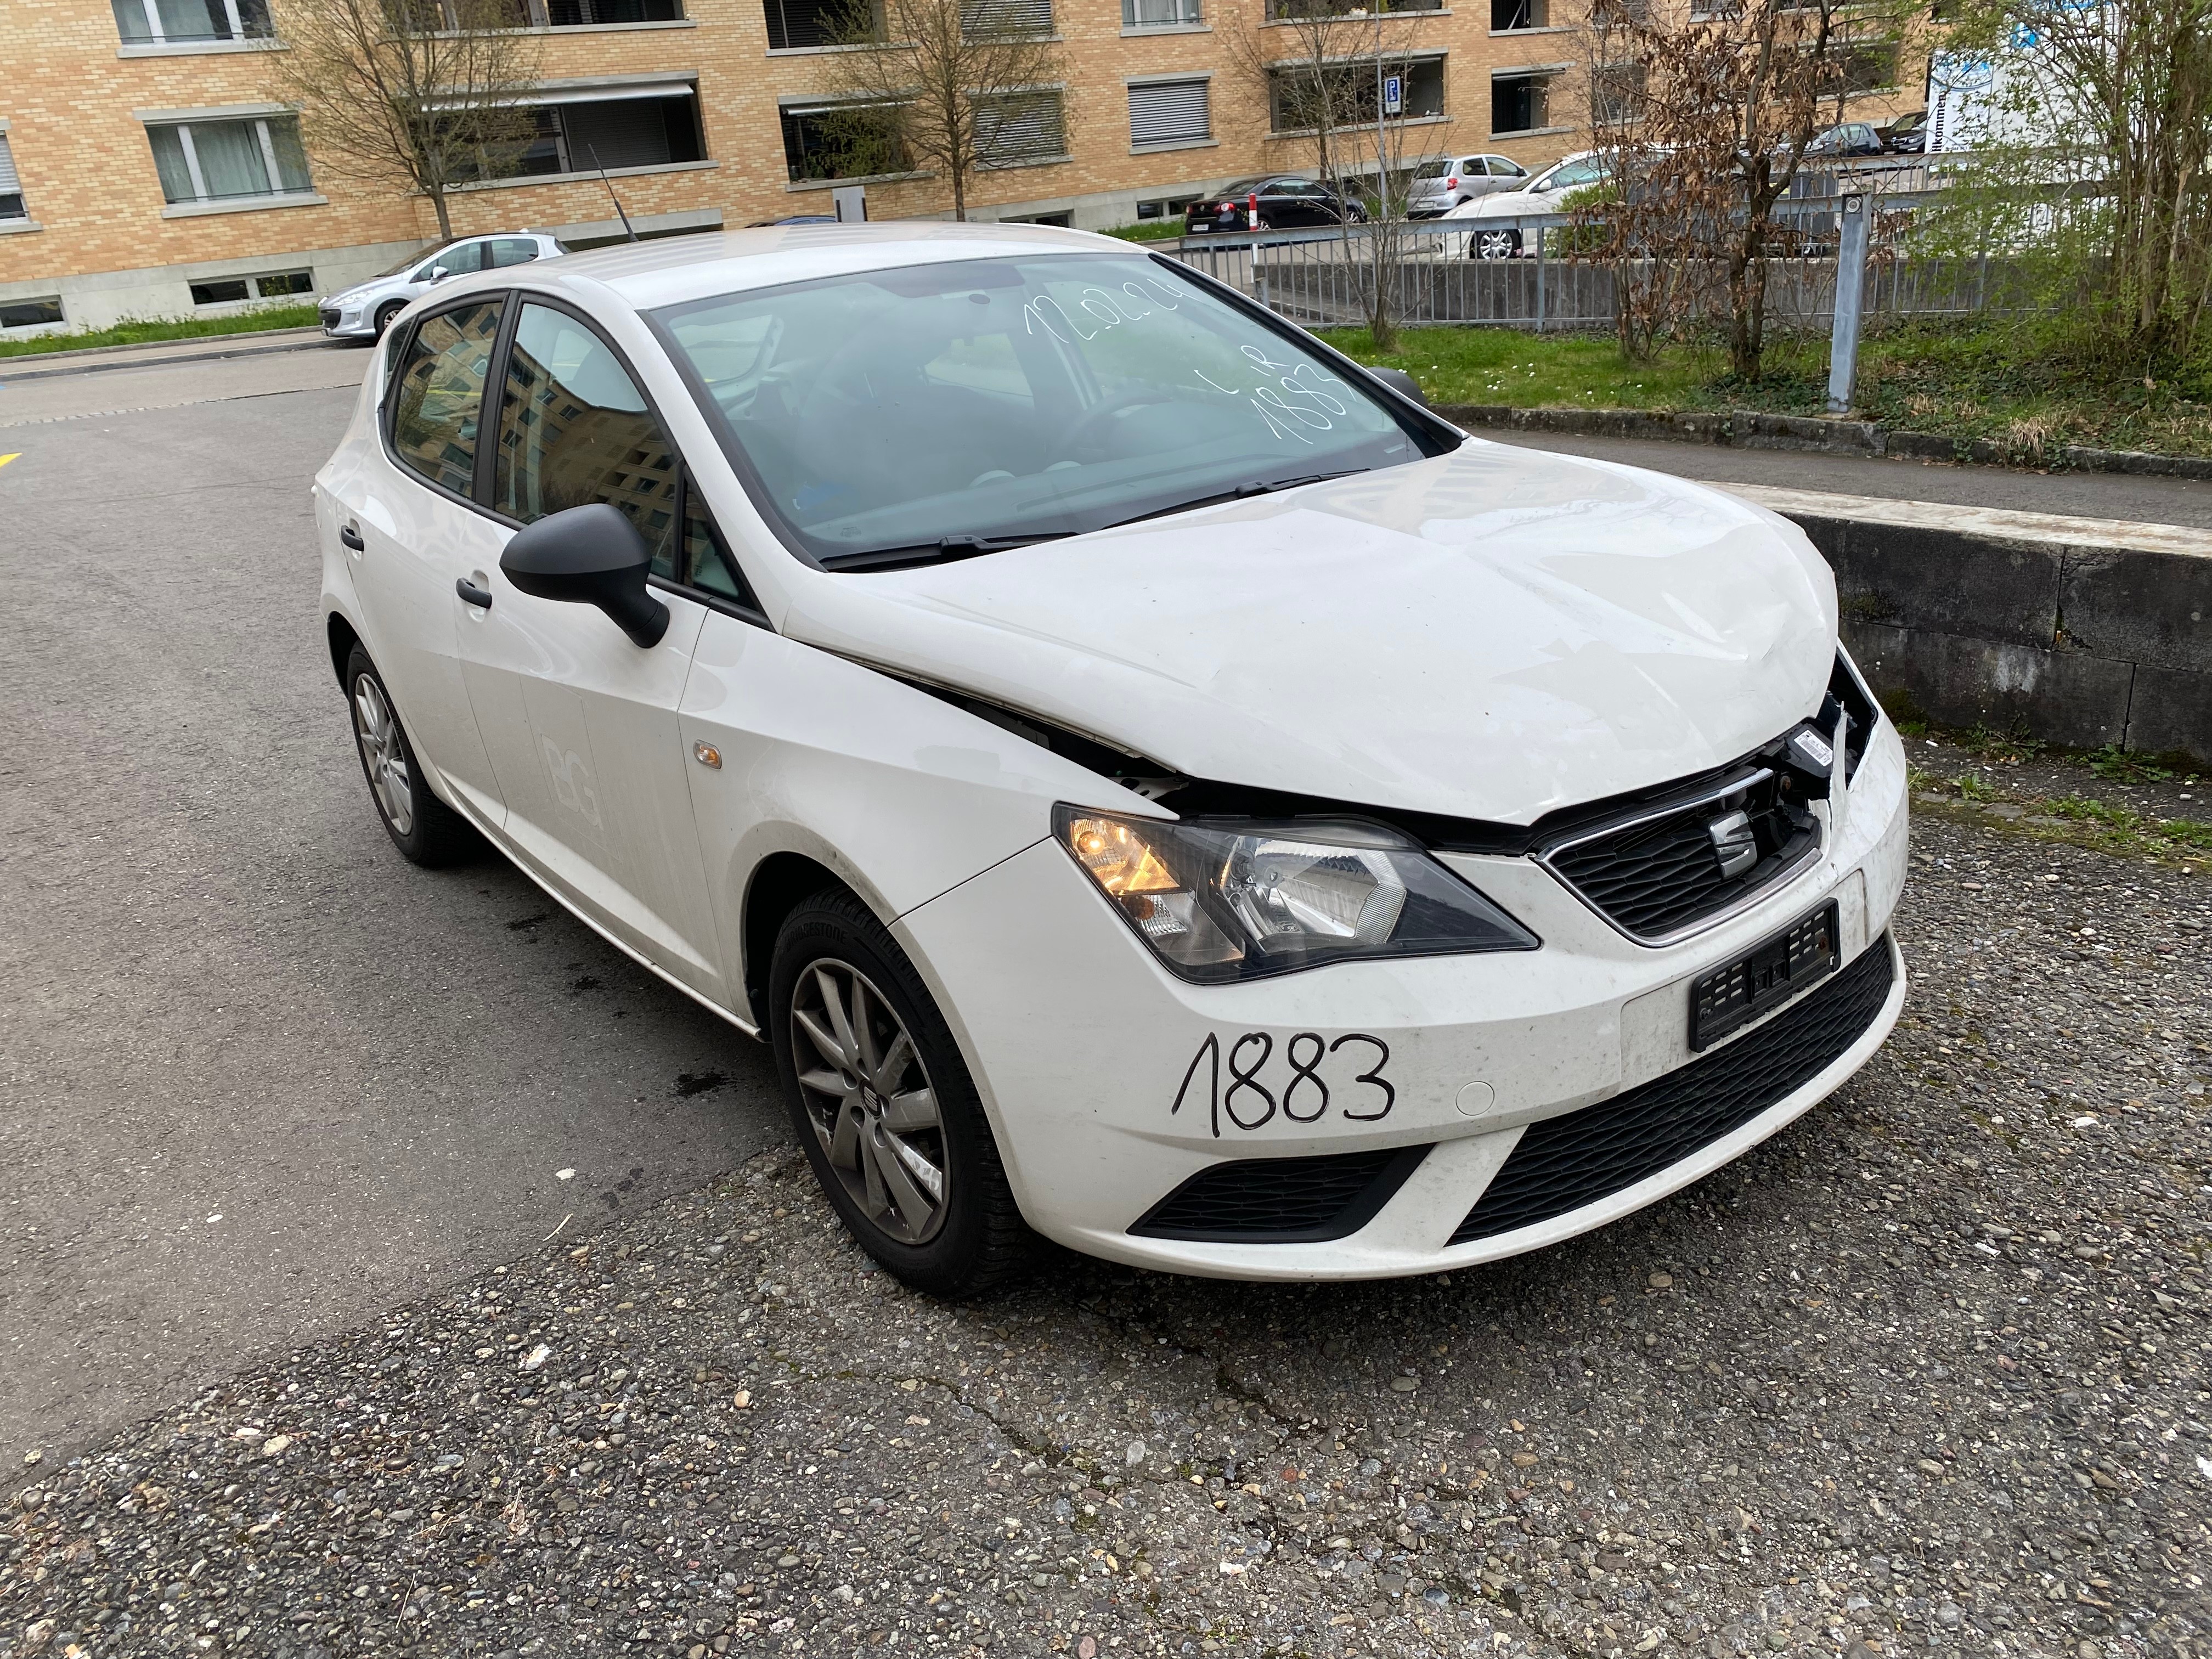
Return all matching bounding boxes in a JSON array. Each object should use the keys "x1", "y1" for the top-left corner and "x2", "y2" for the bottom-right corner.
[{"x1": 0, "y1": 304, "x2": 324, "y2": 359}]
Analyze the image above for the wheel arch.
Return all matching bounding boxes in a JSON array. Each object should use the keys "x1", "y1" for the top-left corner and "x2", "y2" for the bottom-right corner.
[
  {"x1": 740, "y1": 850, "x2": 857, "y2": 1031},
  {"x1": 327, "y1": 611, "x2": 363, "y2": 690}
]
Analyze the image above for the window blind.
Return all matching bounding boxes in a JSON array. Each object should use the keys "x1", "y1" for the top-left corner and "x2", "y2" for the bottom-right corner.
[{"x1": 1128, "y1": 79, "x2": 1208, "y2": 146}]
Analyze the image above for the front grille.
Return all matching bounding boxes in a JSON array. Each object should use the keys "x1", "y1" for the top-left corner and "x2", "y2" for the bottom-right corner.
[
  {"x1": 1449, "y1": 936, "x2": 1895, "y2": 1245},
  {"x1": 1538, "y1": 767, "x2": 1820, "y2": 942},
  {"x1": 1131, "y1": 1144, "x2": 1430, "y2": 1243}
]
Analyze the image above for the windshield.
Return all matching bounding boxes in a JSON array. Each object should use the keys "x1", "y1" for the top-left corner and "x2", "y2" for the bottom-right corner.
[{"x1": 651, "y1": 253, "x2": 1444, "y2": 566}]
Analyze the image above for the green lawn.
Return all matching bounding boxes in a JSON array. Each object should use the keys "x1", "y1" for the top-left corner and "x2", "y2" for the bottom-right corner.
[
  {"x1": 1316, "y1": 321, "x2": 2212, "y2": 460},
  {"x1": 0, "y1": 303, "x2": 323, "y2": 359},
  {"x1": 1101, "y1": 221, "x2": 1186, "y2": 242}
]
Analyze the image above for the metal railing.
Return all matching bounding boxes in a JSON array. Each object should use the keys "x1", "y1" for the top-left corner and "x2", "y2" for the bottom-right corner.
[{"x1": 1162, "y1": 185, "x2": 2023, "y2": 334}]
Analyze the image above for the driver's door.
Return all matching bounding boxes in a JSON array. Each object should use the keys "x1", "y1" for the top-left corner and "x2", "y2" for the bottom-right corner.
[{"x1": 453, "y1": 298, "x2": 730, "y2": 1003}]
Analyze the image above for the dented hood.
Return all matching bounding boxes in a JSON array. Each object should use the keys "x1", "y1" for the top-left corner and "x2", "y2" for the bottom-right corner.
[{"x1": 778, "y1": 438, "x2": 1839, "y2": 826}]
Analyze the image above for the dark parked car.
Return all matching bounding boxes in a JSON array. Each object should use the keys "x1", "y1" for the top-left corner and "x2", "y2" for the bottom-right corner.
[
  {"x1": 1877, "y1": 109, "x2": 1928, "y2": 153},
  {"x1": 1183, "y1": 176, "x2": 1369, "y2": 234}
]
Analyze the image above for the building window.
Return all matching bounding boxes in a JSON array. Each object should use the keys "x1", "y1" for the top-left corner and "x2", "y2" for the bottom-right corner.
[
  {"x1": 1491, "y1": 71, "x2": 1552, "y2": 133},
  {"x1": 190, "y1": 269, "x2": 313, "y2": 305},
  {"x1": 1266, "y1": 0, "x2": 1438, "y2": 16},
  {"x1": 148, "y1": 115, "x2": 313, "y2": 205},
  {"x1": 764, "y1": 0, "x2": 881, "y2": 46},
  {"x1": 1269, "y1": 58, "x2": 1443, "y2": 132},
  {"x1": 974, "y1": 89, "x2": 1066, "y2": 165},
  {"x1": 1129, "y1": 79, "x2": 1210, "y2": 148},
  {"x1": 1492, "y1": 0, "x2": 1545, "y2": 26},
  {"x1": 780, "y1": 101, "x2": 909, "y2": 181},
  {"x1": 1, "y1": 296, "x2": 63, "y2": 329},
  {"x1": 111, "y1": 0, "x2": 273, "y2": 45},
  {"x1": 1590, "y1": 60, "x2": 1644, "y2": 122},
  {"x1": 542, "y1": 0, "x2": 683, "y2": 19},
  {"x1": 0, "y1": 136, "x2": 26, "y2": 221},
  {"x1": 961, "y1": 0, "x2": 1052, "y2": 35},
  {"x1": 472, "y1": 92, "x2": 706, "y2": 179},
  {"x1": 1835, "y1": 41, "x2": 1900, "y2": 95},
  {"x1": 1124, "y1": 0, "x2": 1200, "y2": 24}
]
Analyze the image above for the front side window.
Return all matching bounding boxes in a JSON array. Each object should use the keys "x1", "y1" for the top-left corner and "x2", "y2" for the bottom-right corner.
[
  {"x1": 390, "y1": 300, "x2": 505, "y2": 497},
  {"x1": 494, "y1": 303, "x2": 678, "y2": 578},
  {"x1": 148, "y1": 115, "x2": 311, "y2": 205},
  {"x1": 652, "y1": 253, "x2": 1446, "y2": 567},
  {"x1": 415, "y1": 240, "x2": 486, "y2": 283}
]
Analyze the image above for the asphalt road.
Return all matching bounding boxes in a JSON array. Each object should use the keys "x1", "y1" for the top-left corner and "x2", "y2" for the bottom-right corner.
[{"x1": 0, "y1": 359, "x2": 785, "y2": 1472}]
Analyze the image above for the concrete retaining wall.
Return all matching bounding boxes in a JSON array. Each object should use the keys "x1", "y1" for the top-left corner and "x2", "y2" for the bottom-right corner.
[{"x1": 1717, "y1": 484, "x2": 2212, "y2": 765}]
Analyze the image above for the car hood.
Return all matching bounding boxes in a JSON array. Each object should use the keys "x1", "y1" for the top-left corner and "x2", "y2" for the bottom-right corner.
[{"x1": 777, "y1": 439, "x2": 1838, "y2": 826}]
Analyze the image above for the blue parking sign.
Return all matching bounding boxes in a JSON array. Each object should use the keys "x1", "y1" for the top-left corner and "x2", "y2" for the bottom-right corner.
[{"x1": 1383, "y1": 74, "x2": 1403, "y2": 115}]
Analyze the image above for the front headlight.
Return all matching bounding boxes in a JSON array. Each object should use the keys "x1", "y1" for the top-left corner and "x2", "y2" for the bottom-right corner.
[{"x1": 1054, "y1": 806, "x2": 1538, "y2": 983}]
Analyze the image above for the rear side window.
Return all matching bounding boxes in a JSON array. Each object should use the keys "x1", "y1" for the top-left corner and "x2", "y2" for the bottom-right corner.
[
  {"x1": 389, "y1": 300, "x2": 505, "y2": 497},
  {"x1": 493, "y1": 302, "x2": 679, "y2": 579},
  {"x1": 489, "y1": 237, "x2": 540, "y2": 268}
]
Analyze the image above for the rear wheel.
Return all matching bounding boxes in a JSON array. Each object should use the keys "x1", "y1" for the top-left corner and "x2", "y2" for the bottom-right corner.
[
  {"x1": 1468, "y1": 227, "x2": 1522, "y2": 260},
  {"x1": 771, "y1": 890, "x2": 1032, "y2": 1297},
  {"x1": 345, "y1": 645, "x2": 477, "y2": 867}
]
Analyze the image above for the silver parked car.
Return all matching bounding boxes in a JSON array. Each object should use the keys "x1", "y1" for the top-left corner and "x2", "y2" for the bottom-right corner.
[
  {"x1": 1407, "y1": 154, "x2": 1531, "y2": 217},
  {"x1": 317, "y1": 232, "x2": 567, "y2": 342}
]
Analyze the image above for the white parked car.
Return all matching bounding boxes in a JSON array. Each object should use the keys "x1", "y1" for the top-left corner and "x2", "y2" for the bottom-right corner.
[
  {"x1": 318, "y1": 231, "x2": 566, "y2": 342},
  {"x1": 1407, "y1": 153, "x2": 1532, "y2": 216},
  {"x1": 317, "y1": 224, "x2": 1908, "y2": 1295},
  {"x1": 1443, "y1": 150, "x2": 1611, "y2": 258}
]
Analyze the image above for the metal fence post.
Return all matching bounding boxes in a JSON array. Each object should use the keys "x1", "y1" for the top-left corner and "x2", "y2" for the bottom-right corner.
[
  {"x1": 1534, "y1": 221, "x2": 1547, "y2": 333},
  {"x1": 1826, "y1": 193, "x2": 1870, "y2": 415}
]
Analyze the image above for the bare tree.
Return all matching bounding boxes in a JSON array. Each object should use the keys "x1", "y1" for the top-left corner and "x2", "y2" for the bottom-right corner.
[
  {"x1": 265, "y1": 0, "x2": 544, "y2": 242},
  {"x1": 1229, "y1": 0, "x2": 1436, "y2": 348},
  {"x1": 821, "y1": 0, "x2": 1065, "y2": 222},
  {"x1": 1579, "y1": 0, "x2": 1917, "y2": 376}
]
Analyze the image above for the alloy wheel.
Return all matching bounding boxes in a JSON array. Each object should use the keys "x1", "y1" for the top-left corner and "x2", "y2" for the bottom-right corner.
[
  {"x1": 351, "y1": 673, "x2": 414, "y2": 836},
  {"x1": 791, "y1": 958, "x2": 949, "y2": 1245}
]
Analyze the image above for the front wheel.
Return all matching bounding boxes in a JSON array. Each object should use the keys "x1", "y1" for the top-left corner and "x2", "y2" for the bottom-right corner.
[
  {"x1": 1468, "y1": 227, "x2": 1522, "y2": 260},
  {"x1": 771, "y1": 890, "x2": 1032, "y2": 1297},
  {"x1": 372, "y1": 300, "x2": 405, "y2": 339}
]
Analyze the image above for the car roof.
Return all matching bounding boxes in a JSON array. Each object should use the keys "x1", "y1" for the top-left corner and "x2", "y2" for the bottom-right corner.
[{"x1": 499, "y1": 221, "x2": 1122, "y2": 314}]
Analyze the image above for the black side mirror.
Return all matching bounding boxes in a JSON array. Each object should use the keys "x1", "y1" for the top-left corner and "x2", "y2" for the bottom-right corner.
[
  {"x1": 499, "y1": 503, "x2": 669, "y2": 648},
  {"x1": 1368, "y1": 366, "x2": 1429, "y2": 408}
]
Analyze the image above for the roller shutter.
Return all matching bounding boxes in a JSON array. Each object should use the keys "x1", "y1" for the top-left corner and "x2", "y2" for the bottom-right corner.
[{"x1": 1128, "y1": 79, "x2": 1208, "y2": 146}]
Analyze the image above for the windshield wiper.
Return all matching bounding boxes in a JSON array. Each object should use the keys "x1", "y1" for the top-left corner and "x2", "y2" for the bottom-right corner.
[
  {"x1": 819, "y1": 532, "x2": 1073, "y2": 572},
  {"x1": 1099, "y1": 467, "x2": 1369, "y2": 531}
]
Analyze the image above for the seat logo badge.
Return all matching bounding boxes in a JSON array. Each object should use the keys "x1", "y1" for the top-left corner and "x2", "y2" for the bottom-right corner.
[{"x1": 1707, "y1": 809, "x2": 1758, "y2": 879}]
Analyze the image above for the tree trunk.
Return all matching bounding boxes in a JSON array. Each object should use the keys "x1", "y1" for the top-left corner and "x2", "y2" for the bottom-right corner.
[
  {"x1": 430, "y1": 183, "x2": 453, "y2": 241},
  {"x1": 951, "y1": 159, "x2": 966, "y2": 223}
]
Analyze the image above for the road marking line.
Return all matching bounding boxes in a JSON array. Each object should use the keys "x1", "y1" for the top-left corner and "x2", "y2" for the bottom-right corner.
[{"x1": 0, "y1": 453, "x2": 19, "y2": 467}]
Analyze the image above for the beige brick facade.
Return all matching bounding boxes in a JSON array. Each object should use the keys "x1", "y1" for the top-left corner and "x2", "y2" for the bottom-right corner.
[{"x1": 1, "y1": 0, "x2": 1903, "y2": 330}]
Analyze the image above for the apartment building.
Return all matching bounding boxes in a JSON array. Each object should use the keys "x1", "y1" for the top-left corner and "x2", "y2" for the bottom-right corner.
[{"x1": 0, "y1": 0, "x2": 1911, "y2": 335}]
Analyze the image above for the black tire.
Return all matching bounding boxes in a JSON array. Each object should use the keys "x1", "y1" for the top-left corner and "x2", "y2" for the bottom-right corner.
[
  {"x1": 372, "y1": 300, "x2": 405, "y2": 339},
  {"x1": 1467, "y1": 227, "x2": 1522, "y2": 261},
  {"x1": 343, "y1": 645, "x2": 478, "y2": 867},
  {"x1": 770, "y1": 889, "x2": 1032, "y2": 1297}
]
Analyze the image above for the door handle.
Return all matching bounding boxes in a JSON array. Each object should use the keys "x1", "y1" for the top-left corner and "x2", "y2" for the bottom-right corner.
[
  {"x1": 455, "y1": 577, "x2": 493, "y2": 608},
  {"x1": 339, "y1": 523, "x2": 365, "y2": 551}
]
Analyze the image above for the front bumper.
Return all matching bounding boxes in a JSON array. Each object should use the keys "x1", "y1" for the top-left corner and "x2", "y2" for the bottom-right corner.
[
  {"x1": 895, "y1": 716, "x2": 1910, "y2": 1280},
  {"x1": 320, "y1": 303, "x2": 374, "y2": 340}
]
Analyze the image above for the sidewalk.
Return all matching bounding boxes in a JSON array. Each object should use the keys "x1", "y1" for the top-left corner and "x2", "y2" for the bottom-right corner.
[
  {"x1": 1478, "y1": 427, "x2": 2212, "y2": 531},
  {"x1": 0, "y1": 325, "x2": 345, "y2": 386}
]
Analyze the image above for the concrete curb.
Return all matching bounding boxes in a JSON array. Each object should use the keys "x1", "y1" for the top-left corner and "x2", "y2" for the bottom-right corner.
[
  {"x1": 1709, "y1": 483, "x2": 2212, "y2": 765},
  {"x1": 1437, "y1": 402, "x2": 2212, "y2": 481}
]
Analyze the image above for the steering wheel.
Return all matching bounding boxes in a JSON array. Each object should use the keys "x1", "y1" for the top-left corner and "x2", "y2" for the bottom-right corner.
[{"x1": 1053, "y1": 390, "x2": 1181, "y2": 456}]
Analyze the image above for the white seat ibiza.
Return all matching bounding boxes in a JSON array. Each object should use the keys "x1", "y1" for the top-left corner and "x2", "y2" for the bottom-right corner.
[{"x1": 317, "y1": 223, "x2": 1908, "y2": 1296}]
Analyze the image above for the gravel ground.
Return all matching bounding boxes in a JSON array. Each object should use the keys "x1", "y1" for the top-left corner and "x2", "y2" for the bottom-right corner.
[{"x1": 5, "y1": 807, "x2": 2209, "y2": 1659}]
